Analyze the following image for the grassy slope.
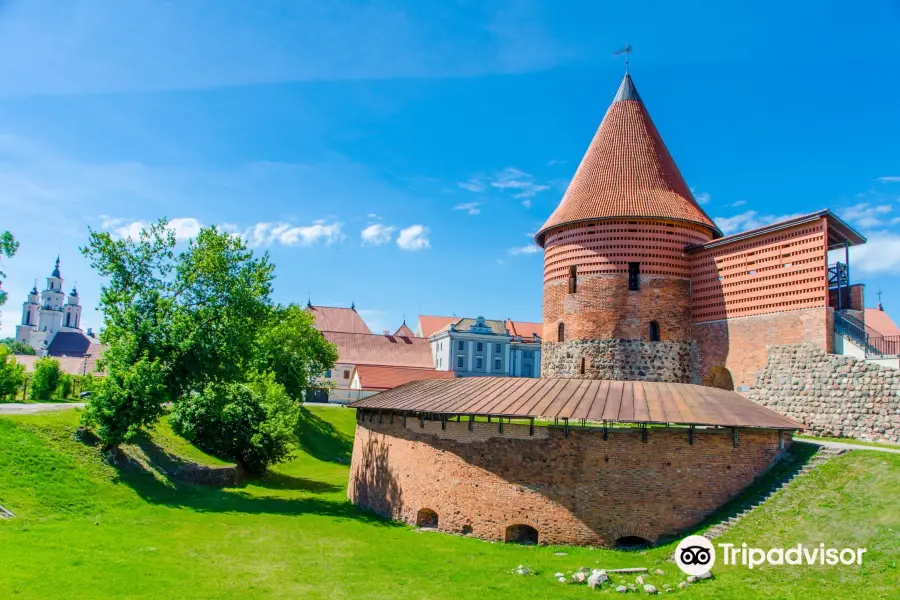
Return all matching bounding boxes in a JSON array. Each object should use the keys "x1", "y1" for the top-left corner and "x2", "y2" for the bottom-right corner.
[{"x1": 0, "y1": 407, "x2": 896, "y2": 600}]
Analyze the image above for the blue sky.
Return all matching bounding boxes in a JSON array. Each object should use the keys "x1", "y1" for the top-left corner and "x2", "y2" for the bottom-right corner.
[{"x1": 1, "y1": 0, "x2": 900, "y2": 337}]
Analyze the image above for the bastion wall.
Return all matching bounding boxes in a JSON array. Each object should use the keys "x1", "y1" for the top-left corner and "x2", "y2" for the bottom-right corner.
[{"x1": 348, "y1": 415, "x2": 789, "y2": 546}]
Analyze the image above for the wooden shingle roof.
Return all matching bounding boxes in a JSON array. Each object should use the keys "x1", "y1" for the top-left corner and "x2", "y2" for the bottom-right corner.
[
  {"x1": 350, "y1": 377, "x2": 803, "y2": 430},
  {"x1": 536, "y1": 74, "x2": 719, "y2": 246}
]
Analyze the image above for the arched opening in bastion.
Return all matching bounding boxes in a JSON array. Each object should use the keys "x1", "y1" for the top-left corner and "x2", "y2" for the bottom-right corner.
[
  {"x1": 416, "y1": 508, "x2": 439, "y2": 528},
  {"x1": 703, "y1": 366, "x2": 735, "y2": 391},
  {"x1": 505, "y1": 524, "x2": 539, "y2": 545},
  {"x1": 614, "y1": 536, "x2": 651, "y2": 549},
  {"x1": 649, "y1": 320, "x2": 660, "y2": 342}
]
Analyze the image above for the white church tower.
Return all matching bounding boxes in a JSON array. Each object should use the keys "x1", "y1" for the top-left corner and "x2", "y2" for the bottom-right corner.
[{"x1": 16, "y1": 257, "x2": 84, "y2": 355}]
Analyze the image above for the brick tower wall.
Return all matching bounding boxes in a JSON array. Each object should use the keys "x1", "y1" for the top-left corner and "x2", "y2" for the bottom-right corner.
[
  {"x1": 348, "y1": 416, "x2": 789, "y2": 546},
  {"x1": 541, "y1": 218, "x2": 713, "y2": 381}
]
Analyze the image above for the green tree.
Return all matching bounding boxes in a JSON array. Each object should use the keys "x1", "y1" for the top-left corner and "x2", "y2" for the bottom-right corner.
[
  {"x1": 0, "y1": 230, "x2": 19, "y2": 313},
  {"x1": 170, "y1": 373, "x2": 299, "y2": 474},
  {"x1": 254, "y1": 304, "x2": 337, "y2": 401},
  {"x1": 1, "y1": 338, "x2": 36, "y2": 355},
  {"x1": 58, "y1": 374, "x2": 74, "y2": 399},
  {"x1": 0, "y1": 344, "x2": 25, "y2": 400},
  {"x1": 30, "y1": 357, "x2": 61, "y2": 400},
  {"x1": 81, "y1": 219, "x2": 274, "y2": 446}
]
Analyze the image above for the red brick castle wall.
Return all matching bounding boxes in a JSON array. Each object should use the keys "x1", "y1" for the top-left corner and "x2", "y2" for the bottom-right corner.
[{"x1": 349, "y1": 417, "x2": 789, "y2": 546}]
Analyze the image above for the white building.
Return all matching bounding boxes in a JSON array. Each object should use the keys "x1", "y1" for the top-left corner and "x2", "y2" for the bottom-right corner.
[
  {"x1": 422, "y1": 315, "x2": 542, "y2": 378},
  {"x1": 15, "y1": 258, "x2": 92, "y2": 357}
]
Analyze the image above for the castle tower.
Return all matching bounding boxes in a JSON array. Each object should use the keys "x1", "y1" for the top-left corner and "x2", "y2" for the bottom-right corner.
[{"x1": 535, "y1": 74, "x2": 719, "y2": 382}]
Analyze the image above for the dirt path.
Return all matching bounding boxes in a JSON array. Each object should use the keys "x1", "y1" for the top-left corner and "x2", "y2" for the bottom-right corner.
[{"x1": 0, "y1": 402, "x2": 85, "y2": 414}]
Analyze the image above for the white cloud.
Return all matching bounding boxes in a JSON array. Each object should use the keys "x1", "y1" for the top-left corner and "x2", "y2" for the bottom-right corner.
[
  {"x1": 453, "y1": 202, "x2": 481, "y2": 215},
  {"x1": 103, "y1": 216, "x2": 202, "y2": 242},
  {"x1": 360, "y1": 223, "x2": 397, "y2": 246},
  {"x1": 730, "y1": 200, "x2": 746, "y2": 207},
  {"x1": 240, "y1": 220, "x2": 344, "y2": 247},
  {"x1": 875, "y1": 176, "x2": 900, "y2": 183},
  {"x1": 840, "y1": 202, "x2": 893, "y2": 229},
  {"x1": 521, "y1": 199, "x2": 532, "y2": 209},
  {"x1": 547, "y1": 159, "x2": 567, "y2": 166},
  {"x1": 714, "y1": 211, "x2": 802, "y2": 236},
  {"x1": 490, "y1": 167, "x2": 550, "y2": 199},
  {"x1": 848, "y1": 233, "x2": 900, "y2": 275},
  {"x1": 396, "y1": 225, "x2": 430, "y2": 251},
  {"x1": 508, "y1": 244, "x2": 541, "y2": 256},
  {"x1": 458, "y1": 179, "x2": 487, "y2": 192},
  {"x1": 694, "y1": 191, "x2": 711, "y2": 205}
]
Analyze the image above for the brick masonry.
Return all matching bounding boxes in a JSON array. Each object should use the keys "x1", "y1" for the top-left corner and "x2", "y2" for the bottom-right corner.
[
  {"x1": 348, "y1": 417, "x2": 789, "y2": 546},
  {"x1": 541, "y1": 339, "x2": 700, "y2": 383},
  {"x1": 748, "y1": 342, "x2": 900, "y2": 443},
  {"x1": 693, "y1": 307, "x2": 833, "y2": 389},
  {"x1": 543, "y1": 274, "x2": 693, "y2": 342}
]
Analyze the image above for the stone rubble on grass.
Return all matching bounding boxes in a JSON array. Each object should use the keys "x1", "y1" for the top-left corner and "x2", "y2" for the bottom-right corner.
[
  {"x1": 686, "y1": 575, "x2": 697, "y2": 583},
  {"x1": 635, "y1": 575, "x2": 645, "y2": 586},
  {"x1": 553, "y1": 552, "x2": 568, "y2": 556},
  {"x1": 616, "y1": 585, "x2": 628, "y2": 593},
  {"x1": 677, "y1": 582, "x2": 689, "y2": 590},
  {"x1": 698, "y1": 571, "x2": 713, "y2": 580},
  {"x1": 558, "y1": 576, "x2": 567, "y2": 583},
  {"x1": 514, "y1": 565, "x2": 533, "y2": 576},
  {"x1": 654, "y1": 569, "x2": 665, "y2": 576},
  {"x1": 643, "y1": 584, "x2": 658, "y2": 594},
  {"x1": 572, "y1": 572, "x2": 586, "y2": 583},
  {"x1": 587, "y1": 570, "x2": 608, "y2": 589}
]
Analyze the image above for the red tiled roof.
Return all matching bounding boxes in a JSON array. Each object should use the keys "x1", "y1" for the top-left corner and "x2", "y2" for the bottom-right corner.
[
  {"x1": 350, "y1": 378, "x2": 803, "y2": 430},
  {"x1": 393, "y1": 323, "x2": 415, "y2": 337},
  {"x1": 536, "y1": 74, "x2": 718, "y2": 246},
  {"x1": 353, "y1": 365, "x2": 455, "y2": 391},
  {"x1": 418, "y1": 315, "x2": 460, "y2": 338},
  {"x1": 865, "y1": 308, "x2": 900, "y2": 337},
  {"x1": 506, "y1": 319, "x2": 542, "y2": 340},
  {"x1": 322, "y1": 331, "x2": 434, "y2": 368},
  {"x1": 307, "y1": 305, "x2": 372, "y2": 334}
]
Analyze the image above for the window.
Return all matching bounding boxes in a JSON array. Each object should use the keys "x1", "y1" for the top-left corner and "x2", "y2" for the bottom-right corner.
[
  {"x1": 579, "y1": 357, "x2": 586, "y2": 375},
  {"x1": 568, "y1": 264, "x2": 577, "y2": 293},
  {"x1": 457, "y1": 356, "x2": 465, "y2": 369},
  {"x1": 649, "y1": 321, "x2": 661, "y2": 342},
  {"x1": 458, "y1": 341, "x2": 465, "y2": 351},
  {"x1": 495, "y1": 344, "x2": 501, "y2": 354},
  {"x1": 476, "y1": 342, "x2": 483, "y2": 352},
  {"x1": 557, "y1": 322, "x2": 565, "y2": 342},
  {"x1": 343, "y1": 370, "x2": 350, "y2": 379},
  {"x1": 524, "y1": 350, "x2": 533, "y2": 359},
  {"x1": 476, "y1": 357, "x2": 483, "y2": 369},
  {"x1": 494, "y1": 357, "x2": 501, "y2": 370},
  {"x1": 628, "y1": 262, "x2": 640, "y2": 290},
  {"x1": 325, "y1": 369, "x2": 332, "y2": 378}
]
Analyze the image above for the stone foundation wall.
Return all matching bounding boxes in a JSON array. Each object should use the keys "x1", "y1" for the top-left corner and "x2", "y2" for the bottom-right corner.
[
  {"x1": 748, "y1": 343, "x2": 900, "y2": 443},
  {"x1": 348, "y1": 417, "x2": 788, "y2": 546},
  {"x1": 541, "y1": 339, "x2": 699, "y2": 383}
]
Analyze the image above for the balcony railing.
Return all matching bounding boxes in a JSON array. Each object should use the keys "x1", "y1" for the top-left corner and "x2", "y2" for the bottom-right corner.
[{"x1": 835, "y1": 312, "x2": 900, "y2": 358}]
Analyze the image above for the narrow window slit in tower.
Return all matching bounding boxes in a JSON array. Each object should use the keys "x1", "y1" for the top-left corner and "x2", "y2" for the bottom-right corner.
[
  {"x1": 568, "y1": 264, "x2": 577, "y2": 293},
  {"x1": 579, "y1": 357, "x2": 586, "y2": 375},
  {"x1": 689, "y1": 425, "x2": 695, "y2": 445},
  {"x1": 628, "y1": 262, "x2": 641, "y2": 290}
]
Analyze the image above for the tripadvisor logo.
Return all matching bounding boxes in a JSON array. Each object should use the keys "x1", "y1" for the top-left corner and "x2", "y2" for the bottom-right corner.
[
  {"x1": 675, "y1": 536, "x2": 716, "y2": 576},
  {"x1": 674, "y1": 535, "x2": 867, "y2": 574}
]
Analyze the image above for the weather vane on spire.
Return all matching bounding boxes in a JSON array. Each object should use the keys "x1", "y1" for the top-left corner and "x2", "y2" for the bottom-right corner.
[{"x1": 613, "y1": 42, "x2": 633, "y2": 74}]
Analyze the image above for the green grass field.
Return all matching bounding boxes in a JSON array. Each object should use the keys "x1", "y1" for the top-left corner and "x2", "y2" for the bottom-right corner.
[{"x1": 1, "y1": 406, "x2": 897, "y2": 599}]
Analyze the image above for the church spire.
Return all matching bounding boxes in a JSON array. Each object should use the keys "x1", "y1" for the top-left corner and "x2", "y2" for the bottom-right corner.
[{"x1": 51, "y1": 255, "x2": 61, "y2": 279}]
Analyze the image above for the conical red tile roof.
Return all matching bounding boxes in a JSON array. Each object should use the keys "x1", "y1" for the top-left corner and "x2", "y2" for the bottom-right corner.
[{"x1": 536, "y1": 74, "x2": 719, "y2": 246}]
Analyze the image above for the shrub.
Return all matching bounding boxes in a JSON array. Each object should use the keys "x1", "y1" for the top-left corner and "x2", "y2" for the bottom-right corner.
[
  {"x1": 170, "y1": 374, "x2": 299, "y2": 475},
  {"x1": 30, "y1": 358, "x2": 61, "y2": 400},
  {"x1": 0, "y1": 345, "x2": 25, "y2": 400}
]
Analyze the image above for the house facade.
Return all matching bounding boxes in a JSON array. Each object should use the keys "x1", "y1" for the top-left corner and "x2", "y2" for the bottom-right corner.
[{"x1": 423, "y1": 316, "x2": 542, "y2": 378}]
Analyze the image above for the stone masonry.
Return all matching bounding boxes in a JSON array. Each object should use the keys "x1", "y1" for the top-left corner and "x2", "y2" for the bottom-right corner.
[
  {"x1": 349, "y1": 417, "x2": 789, "y2": 546},
  {"x1": 542, "y1": 339, "x2": 700, "y2": 383},
  {"x1": 748, "y1": 342, "x2": 900, "y2": 443}
]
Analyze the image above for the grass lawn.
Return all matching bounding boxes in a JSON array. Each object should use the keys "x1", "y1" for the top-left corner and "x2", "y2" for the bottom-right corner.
[{"x1": 0, "y1": 406, "x2": 897, "y2": 599}]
